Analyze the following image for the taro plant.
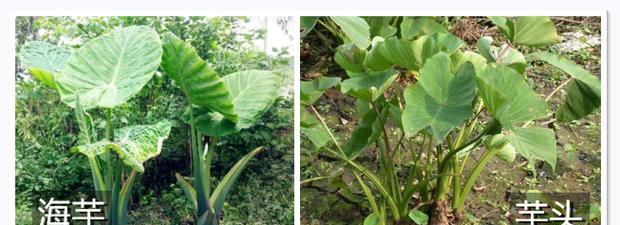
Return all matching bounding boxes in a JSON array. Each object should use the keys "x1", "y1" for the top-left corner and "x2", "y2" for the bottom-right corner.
[
  {"x1": 159, "y1": 32, "x2": 283, "y2": 225},
  {"x1": 301, "y1": 16, "x2": 600, "y2": 225},
  {"x1": 19, "y1": 26, "x2": 171, "y2": 225}
]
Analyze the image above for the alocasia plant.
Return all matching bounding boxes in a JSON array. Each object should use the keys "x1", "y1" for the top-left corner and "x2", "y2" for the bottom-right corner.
[
  {"x1": 160, "y1": 32, "x2": 283, "y2": 225},
  {"x1": 20, "y1": 26, "x2": 170, "y2": 225},
  {"x1": 301, "y1": 16, "x2": 600, "y2": 225}
]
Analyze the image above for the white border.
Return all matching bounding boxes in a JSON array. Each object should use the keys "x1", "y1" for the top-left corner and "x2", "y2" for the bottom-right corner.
[
  {"x1": 7, "y1": 12, "x2": 609, "y2": 225},
  {"x1": 600, "y1": 12, "x2": 608, "y2": 225}
]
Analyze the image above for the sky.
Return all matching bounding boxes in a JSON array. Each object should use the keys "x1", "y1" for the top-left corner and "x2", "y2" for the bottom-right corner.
[{"x1": 239, "y1": 16, "x2": 294, "y2": 55}]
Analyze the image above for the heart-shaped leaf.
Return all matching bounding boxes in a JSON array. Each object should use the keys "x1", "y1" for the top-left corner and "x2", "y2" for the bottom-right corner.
[
  {"x1": 402, "y1": 53, "x2": 475, "y2": 141},
  {"x1": 450, "y1": 50, "x2": 488, "y2": 75},
  {"x1": 475, "y1": 64, "x2": 549, "y2": 126},
  {"x1": 556, "y1": 80, "x2": 601, "y2": 122},
  {"x1": 301, "y1": 76, "x2": 341, "y2": 105},
  {"x1": 368, "y1": 37, "x2": 417, "y2": 70},
  {"x1": 195, "y1": 70, "x2": 282, "y2": 136},
  {"x1": 330, "y1": 16, "x2": 371, "y2": 50},
  {"x1": 301, "y1": 108, "x2": 331, "y2": 148},
  {"x1": 489, "y1": 17, "x2": 559, "y2": 47},
  {"x1": 340, "y1": 69, "x2": 399, "y2": 102},
  {"x1": 222, "y1": 70, "x2": 282, "y2": 129},
  {"x1": 506, "y1": 127, "x2": 557, "y2": 169},
  {"x1": 72, "y1": 120, "x2": 172, "y2": 173},
  {"x1": 411, "y1": 33, "x2": 465, "y2": 67},
  {"x1": 57, "y1": 26, "x2": 163, "y2": 109},
  {"x1": 161, "y1": 32, "x2": 237, "y2": 122},
  {"x1": 512, "y1": 16, "x2": 560, "y2": 46},
  {"x1": 19, "y1": 41, "x2": 71, "y2": 88},
  {"x1": 334, "y1": 43, "x2": 367, "y2": 73}
]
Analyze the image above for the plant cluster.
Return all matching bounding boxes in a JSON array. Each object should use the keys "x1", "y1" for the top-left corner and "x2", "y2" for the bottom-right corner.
[
  {"x1": 19, "y1": 20, "x2": 284, "y2": 225},
  {"x1": 301, "y1": 16, "x2": 600, "y2": 225}
]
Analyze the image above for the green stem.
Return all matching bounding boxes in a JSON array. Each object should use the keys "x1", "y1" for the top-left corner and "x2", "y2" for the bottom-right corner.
[
  {"x1": 109, "y1": 157, "x2": 122, "y2": 225},
  {"x1": 454, "y1": 148, "x2": 499, "y2": 211},
  {"x1": 118, "y1": 171, "x2": 137, "y2": 225},
  {"x1": 324, "y1": 148, "x2": 401, "y2": 220},
  {"x1": 103, "y1": 108, "x2": 114, "y2": 213},
  {"x1": 435, "y1": 119, "x2": 497, "y2": 200},
  {"x1": 87, "y1": 157, "x2": 106, "y2": 202},
  {"x1": 204, "y1": 137, "x2": 217, "y2": 196},
  {"x1": 189, "y1": 106, "x2": 210, "y2": 217}
]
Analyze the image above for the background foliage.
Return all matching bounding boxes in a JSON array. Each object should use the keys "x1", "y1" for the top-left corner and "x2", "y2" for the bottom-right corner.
[{"x1": 15, "y1": 16, "x2": 293, "y2": 225}]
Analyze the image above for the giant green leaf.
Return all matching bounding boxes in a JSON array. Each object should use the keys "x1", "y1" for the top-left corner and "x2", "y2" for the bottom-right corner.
[
  {"x1": 402, "y1": 53, "x2": 475, "y2": 141},
  {"x1": 340, "y1": 69, "x2": 398, "y2": 102},
  {"x1": 334, "y1": 43, "x2": 367, "y2": 73},
  {"x1": 56, "y1": 26, "x2": 162, "y2": 109},
  {"x1": 367, "y1": 37, "x2": 417, "y2": 70},
  {"x1": 301, "y1": 76, "x2": 341, "y2": 105},
  {"x1": 330, "y1": 16, "x2": 371, "y2": 50},
  {"x1": 450, "y1": 50, "x2": 488, "y2": 75},
  {"x1": 488, "y1": 16, "x2": 559, "y2": 47},
  {"x1": 528, "y1": 51, "x2": 601, "y2": 95},
  {"x1": 364, "y1": 16, "x2": 397, "y2": 38},
  {"x1": 223, "y1": 70, "x2": 282, "y2": 129},
  {"x1": 556, "y1": 80, "x2": 601, "y2": 122},
  {"x1": 476, "y1": 64, "x2": 549, "y2": 126},
  {"x1": 411, "y1": 33, "x2": 465, "y2": 67},
  {"x1": 400, "y1": 17, "x2": 448, "y2": 40},
  {"x1": 19, "y1": 41, "x2": 71, "y2": 88},
  {"x1": 506, "y1": 127, "x2": 557, "y2": 169},
  {"x1": 161, "y1": 32, "x2": 237, "y2": 121},
  {"x1": 512, "y1": 16, "x2": 560, "y2": 46},
  {"x1": 195, "y1": 70, "x2": 282, "y2": 136},
  {"x1": 72, "y1": 120, "x2": 172, "y2": 173}
]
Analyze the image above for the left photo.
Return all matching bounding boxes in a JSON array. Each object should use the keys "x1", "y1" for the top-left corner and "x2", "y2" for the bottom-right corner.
[{"x1": 15, "y1": 16, "x2": 294, "y2": 225}]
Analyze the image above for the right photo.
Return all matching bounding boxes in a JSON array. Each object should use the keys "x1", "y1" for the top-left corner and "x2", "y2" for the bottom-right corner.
[{"x1": 300, "y1": 16, "x2": 602, "y2": 225}]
